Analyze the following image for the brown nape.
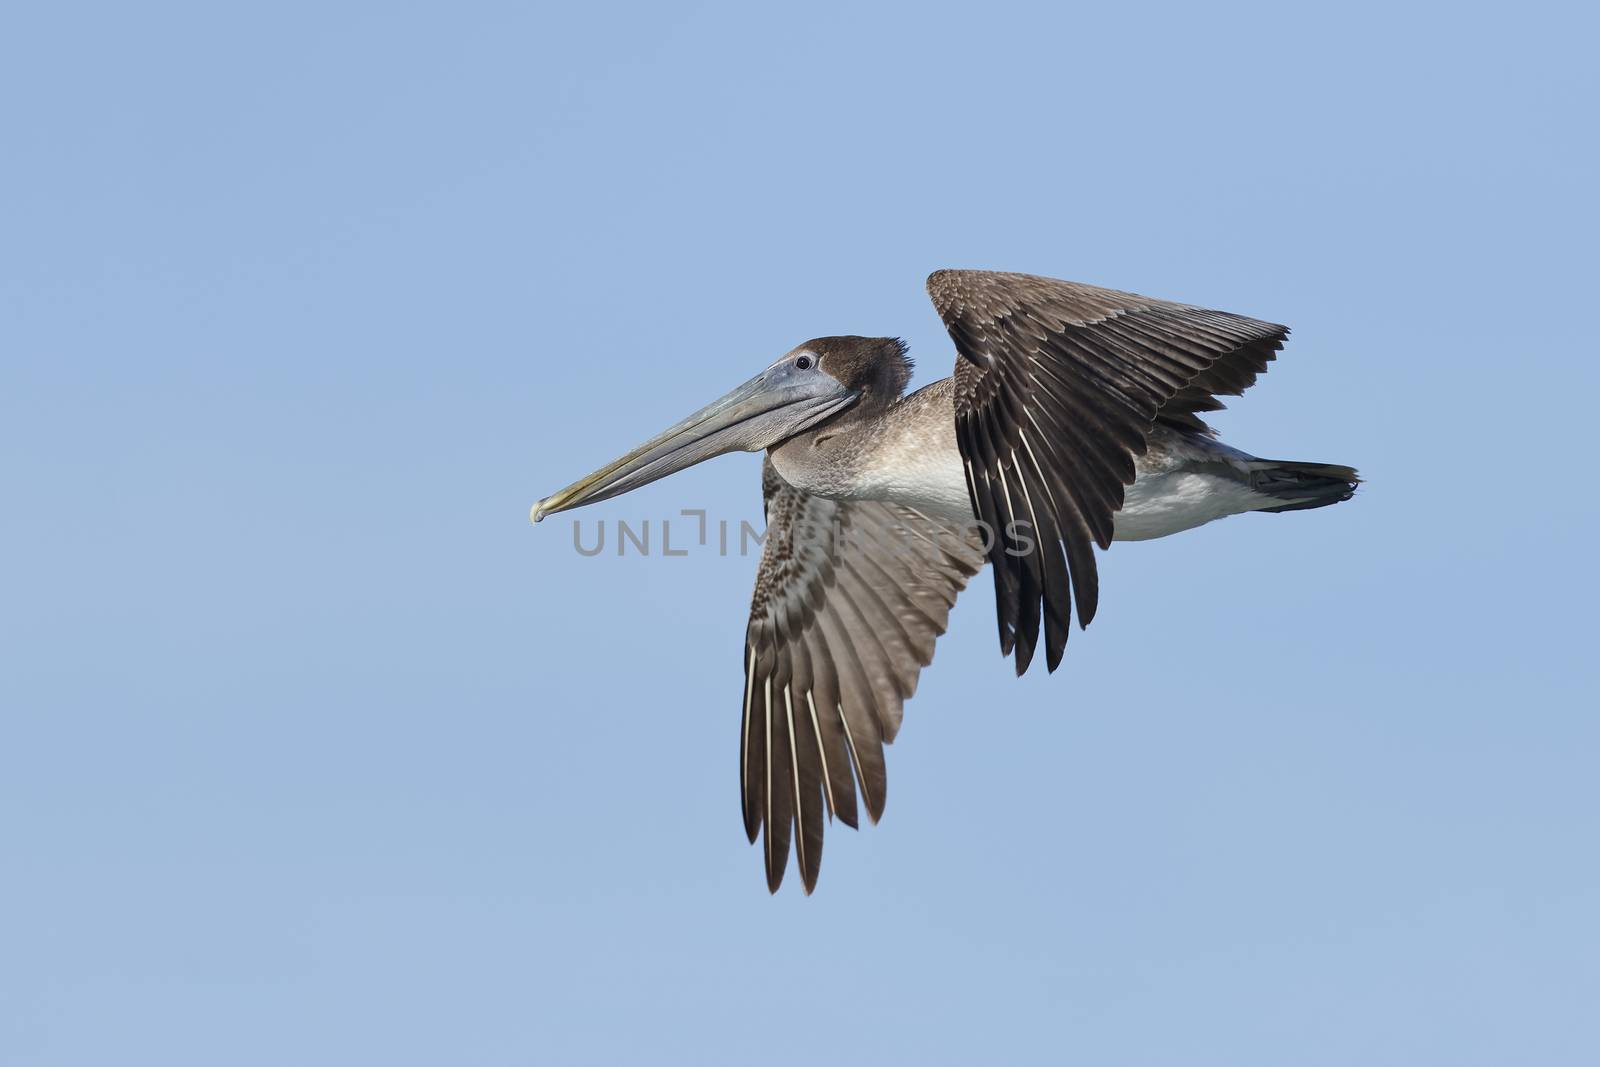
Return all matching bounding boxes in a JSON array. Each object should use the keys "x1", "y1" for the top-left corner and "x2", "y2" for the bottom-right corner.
[{"x1": 799, "y1": 336, "x2": 913, "y2": 409}]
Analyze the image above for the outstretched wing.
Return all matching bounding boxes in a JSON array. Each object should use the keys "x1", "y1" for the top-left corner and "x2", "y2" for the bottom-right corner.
[
  {"x1": 743, "y1": 460, "x2": 984, "y2": 893},
  {"x1": 928, "y1": 269, "x2": 1290, "y2": 676}
]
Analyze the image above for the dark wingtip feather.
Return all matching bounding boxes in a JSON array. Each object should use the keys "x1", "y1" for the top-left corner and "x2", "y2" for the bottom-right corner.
[
  {"x1": 1045, "y1": 633, "x2": 1066, "y2": 674},
  {"x1": 764, "y1": 827, "x2": 788, "y2": 894},
  {"x1": 862, "y1": 778, "x2": 887, "y2": 826},
  {"x1": 1013, "y1": 637, "x2": 1035, "y2": 677}
]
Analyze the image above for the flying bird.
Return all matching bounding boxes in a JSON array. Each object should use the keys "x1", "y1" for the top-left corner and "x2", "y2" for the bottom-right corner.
[{"x1": 532, "y1": 270, "x2": 1359, "y2": 893}]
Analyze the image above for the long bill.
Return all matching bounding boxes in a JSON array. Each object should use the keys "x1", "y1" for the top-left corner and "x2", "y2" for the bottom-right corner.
[{"x1": 532, "y1": 363, "x2": 857, "y2": 523}]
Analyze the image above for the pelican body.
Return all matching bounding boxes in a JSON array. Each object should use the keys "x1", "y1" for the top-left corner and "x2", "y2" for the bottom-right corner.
[{"x1": 534, "y1": 270, "x2": 1359, "y2": 893}]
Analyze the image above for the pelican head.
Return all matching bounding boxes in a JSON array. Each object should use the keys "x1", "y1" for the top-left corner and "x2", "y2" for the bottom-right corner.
[{"x1": 532, "y1": 337, "x2": 907, "y2": 522}]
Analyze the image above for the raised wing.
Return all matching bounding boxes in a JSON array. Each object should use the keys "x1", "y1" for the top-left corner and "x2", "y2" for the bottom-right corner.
[
  {"x1": 928, "y1": 269, "x2": 1290, "y2": 675},
  {"x1": 743, "y1": 460, "x2": 984, "y2": 893}
]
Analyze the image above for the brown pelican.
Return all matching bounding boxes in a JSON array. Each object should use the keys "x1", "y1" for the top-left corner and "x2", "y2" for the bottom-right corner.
[{"x1": 532, "y1": 270, "x2": 1358, "y2": 893}]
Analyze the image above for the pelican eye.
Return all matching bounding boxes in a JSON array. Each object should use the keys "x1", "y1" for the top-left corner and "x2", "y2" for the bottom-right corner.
[{"x1": 795, "y1": 355, "x2": 814, "y2": 370}]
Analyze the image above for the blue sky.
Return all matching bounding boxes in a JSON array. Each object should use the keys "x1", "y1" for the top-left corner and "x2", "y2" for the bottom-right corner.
[{"x1": 4, "y1": 2, "x2": 1597, "y2": 1064}]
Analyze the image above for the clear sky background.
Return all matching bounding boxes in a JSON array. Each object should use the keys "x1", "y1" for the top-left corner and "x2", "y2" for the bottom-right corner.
[{"x1": 4, "y1": 2, "x2": 1597, "y2": 1064}]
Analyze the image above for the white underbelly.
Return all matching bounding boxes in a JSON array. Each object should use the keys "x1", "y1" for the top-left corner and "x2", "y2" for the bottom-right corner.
[
  {"x1": 1114, "y1": 468, "x2": 1264, "y2": 541},
  {"x1": 815, "y1": 403, "x2": 1263, "y2": 541},
  {"x1": 855, "y1": 454, "x2": 1262, "y2": 541}
]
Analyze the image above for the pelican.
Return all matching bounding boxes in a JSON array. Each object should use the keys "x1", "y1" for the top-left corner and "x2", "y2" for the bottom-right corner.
[{"x1": 533, "y1": 270, "x2": 1359, "y2": 893}]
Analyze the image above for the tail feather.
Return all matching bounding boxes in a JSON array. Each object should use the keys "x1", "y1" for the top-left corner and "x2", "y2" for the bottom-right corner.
[{"x1": 1248, "y1": 459, "x2": 1361, "y2": 514}]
